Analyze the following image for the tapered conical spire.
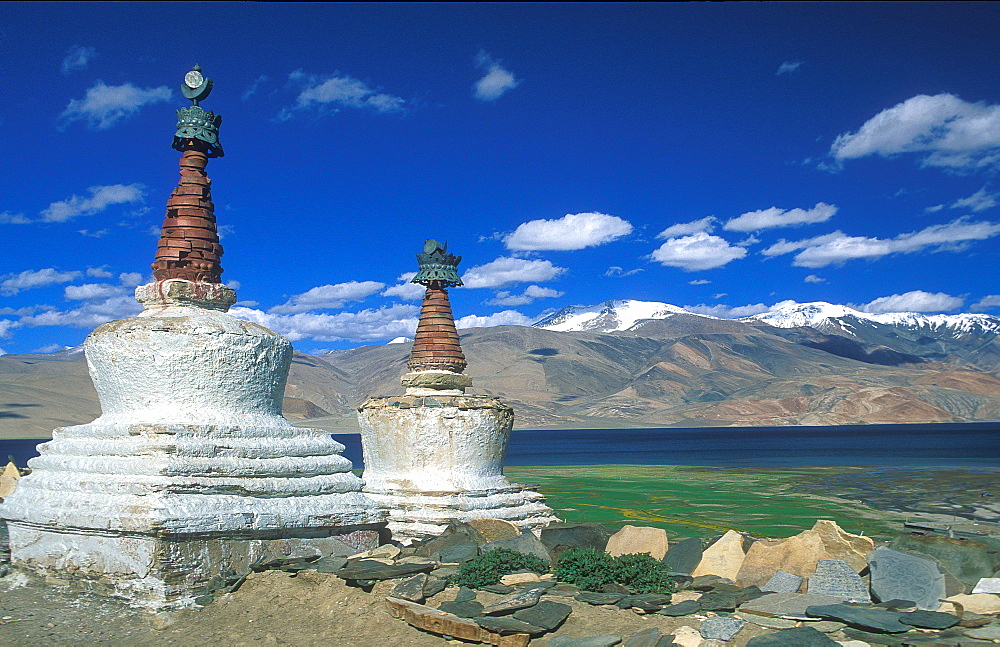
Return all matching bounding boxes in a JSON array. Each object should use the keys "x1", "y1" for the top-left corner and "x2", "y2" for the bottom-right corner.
[{"x1": 407, "y1": 239, "x2": 467, "y2": 374}]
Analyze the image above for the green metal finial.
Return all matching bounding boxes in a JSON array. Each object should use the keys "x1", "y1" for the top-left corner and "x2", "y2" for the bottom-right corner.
[
  {"x1": 411, "y1": 239, "x2": 463, "y2": 287},
  {"x1": 173, "y1": 64, "x2": 224, "y2": 157}
]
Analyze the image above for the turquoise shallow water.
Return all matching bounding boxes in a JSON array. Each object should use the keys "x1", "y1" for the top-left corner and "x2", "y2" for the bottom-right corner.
[{"x1": 2, "y1": 422, "x2": 998, "y2": 470}]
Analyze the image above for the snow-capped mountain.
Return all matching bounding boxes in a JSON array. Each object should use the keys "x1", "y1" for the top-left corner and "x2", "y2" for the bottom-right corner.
[
  {"x1": 532, "y1": 300, "x2": 699, "y2": 333},
  {"x1": 533, "y1": 298, "x2": 1000, "y2": 339}
]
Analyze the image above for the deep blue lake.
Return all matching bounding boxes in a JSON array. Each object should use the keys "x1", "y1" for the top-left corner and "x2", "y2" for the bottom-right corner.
[{"x1": 2, "y1": 422, "x2": 997, "y2": 471}]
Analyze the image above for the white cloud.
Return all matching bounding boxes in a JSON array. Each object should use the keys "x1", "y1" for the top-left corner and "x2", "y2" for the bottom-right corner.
[
  {"x1": 504, "y1": 212, "x2": 633, "y2": 251},
  {"x1": 462, "y1": 257, "x2": 565, "y2": 289},
  {"x1": 1, "y1": 268, "x2": 82, "y2": 296},
  {"x1": 456, "y1": 310, "x2": 534, "y2": 328},
  {"x1": 60, "y1": 81, "x2": 172, "y2": 130},
  {"x1": 242, "y1": 75, "x2": 269, "y2": 101},
  {"x1": 763, "y1": 217, "x2": 1000, "y2": 268},
  {"x1": 40, "y1": 184, "x2": 145, "y2": 223},
  {"x1": 473, "y1": 51, "x2": 520, "y2": 101},
  {"x1": 0, "y1": 319, "x2": 17, "y2": 339},
  {"x1": 683, "y1": 303, "x2": 770, "y2": 318},
  {"x1": 485, "y1": 284, "x2": 564, "y2": 306},
  {"x1": 650, "y1": 232, "x2": 747, "y2": 271},
  {"x1": 857, "y1": 290, "x2": 963, "y2": 313},
  {"x1": 0, "y1": 212, "x2": 31, "y2": 224},
  {"x1": 804, "y1": 274, "x2": 826, "y2": 283},
  {"x1": 723, "y1": 202, "x2": 837, "y2": 232},
  {"x1": 925, "y1": 204, "x2": 945, "y2": 214},
  {"x1": 776, "y1": 61, "x2": 802, "y2": 75},
  {"x1": 64, "y1": 283, "x2": 126, "y2": 300},
  {"x1": 61, "y1": 46, "x2": 97, "y2": 74},
  {"x1": 230, "y1": 304, "x2": 419, "y2": 342},
  {"x1": 280, "y1": 70, "x2": 405, "y2": 120},
  {"x1": 689, "y1": 279, "x2": 711, "y2": 285},
  {"x1": 951, "y1": 187, "x2": 998, "y2": 212},
  {"x1": 657, "y1": 217, "x2": 716, "y2": 238},
  {"x1": 17, "y1": 296, "x2": 142, "y2": 328},
  {"x1": 270, "y1": 281, "x2": 386, "y2": 314},
  {"x1": 604, "y1": 266, "x2": 643, "y2": 278},
  {"x1": 86, "y1": 266, "x2": 113, "y2": 278},
  {"x1": 829, "y1": 93, "x2": 1000, "y2": 171},
  {"x1": 119, "y1": 272, "x2": 144, "y2": 287},
  {"x1": 972, "y1": 295, "x2": 1000, "y2": 310},
  {"x1": 382, "y1": 272, "x2": 426, "y2": 300}
]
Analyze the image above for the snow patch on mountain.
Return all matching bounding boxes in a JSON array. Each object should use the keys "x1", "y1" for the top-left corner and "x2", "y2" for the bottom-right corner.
[{"x1": 533, "y1": 299, "x2": 707, "y2": 333}]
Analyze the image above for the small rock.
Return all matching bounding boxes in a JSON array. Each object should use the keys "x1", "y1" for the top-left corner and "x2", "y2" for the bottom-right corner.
[
  {"x1": 657, "y1": 600, "x2": 702, "y2": 617},
  {"x1": 336, "y1": 559, "x2": 434, "y2": 581},
  {"x1": 670, "y1": 625, "x2": 704, "y2": 647},
  {"x1": 805, "y1": 603, "x2": 911, "y2": 633},
  {"x1": 437, "y1": 600, "x2": 484, "y2": 618},
  {"x1": 391, "y1": 574, "x2": 428, "y2": 602},
  {"x1": 467, "y1": 518, "x2": 521, "y2": 544},
  {"x1": 148, "y1": 612, "x2": 178, "y2": 630},
  {"x1": 473, "y1": 615, "x2": 545, "y2": 635},
  {"x1": 576, "y1": 592, "x2": 626, "y2": 606},
  {"x1": 547, "y1": 637, "x2": 622, "y2": 647},
  {"x1": 734, "y1": 611, "x2": 798, "y2": 629},
  {"x1": 738, "y1": 592, "x2": 843, "y2": 620},
  {"x1": 606, "y1": 525, "x2": 669, "y2": 561},
  {"x1": 964, "y1": 623, "x2": 1000, "y2": 640},
  {"x1": 940, "y1": 593, "x2": 1000, "y2": 615},
  {"x1": 194, "y1": 594, "x2": 214, "y2": 606},
  {"x1": 618, "y1": 593, "x2": 672, "y2": 612},
  {"x1": 899, "y1": 609, "x2": 960, "y2": 629},
  {"x1": 972, "y1": 578, "x2": 1000, "y2": 594},
  {"x1": 664, "y1": 537, "x2": 704, "y2": 576},
  {"x1": 454, "y1": 586, "x2": 477, "y2": 602},
  {"x1": 439, "y1": 542, "x2": 478, "y2": 564},
  {"x1": 423, "y1": 576, "x2": 448, "y2": 598},
  {"x1": 960, "y1": 613, "x2": 993, "y2": 628},
  {"x1": 744, "y1": 626, "x2": 840, "y2": 646},
  {"x1": 622, "y1": 627, "x2": 667, "y2": 647},
  {"x1": 697, "y1": 591, "x2": 740, "y2": 612},
  {"x1": 512, "y1": 600, "x2": 572, "y2": 631},
  {"x1": 312, "y1": 555, "x2": 348, "y2": 574},
  {"x1": 799, "y1": 620, "x2": 844, "y2": 633},
  {"x1": 481, "y1": 587, "x2": 543, "y2": 615},
  {"x1": 481, "y1": 584, "x2": 514, "y2": 594},
  {"x1": 500, "y1": 572, "x2": 541, "y2": 586},
  {"x1": 762, "y1": 570, "x2": 803, "y2": 594},
  {"x1": 700, "y1": 616, "x2": 744, "y2": 641}
]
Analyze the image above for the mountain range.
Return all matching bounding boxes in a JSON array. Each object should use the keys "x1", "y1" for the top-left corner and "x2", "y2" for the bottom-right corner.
[{"x1": 1, "y1": 300, "x2": 998, "y2": 438}]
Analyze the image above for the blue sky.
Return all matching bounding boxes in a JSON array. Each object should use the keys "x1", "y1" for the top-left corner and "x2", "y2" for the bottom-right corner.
[{"x1": 2, "y1": 2, "x2": 999, "y2": 354}]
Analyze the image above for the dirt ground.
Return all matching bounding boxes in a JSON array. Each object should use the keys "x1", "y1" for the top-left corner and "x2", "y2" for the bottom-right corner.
[{"x1": 0, "y1": 567, "x2": 780, "y2": 647}]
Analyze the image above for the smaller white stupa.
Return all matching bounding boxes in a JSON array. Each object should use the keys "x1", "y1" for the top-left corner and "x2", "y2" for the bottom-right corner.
[
  {"x1": 358, "y1": 240, "x2": 558, "y2": 539},
  {"x1": 0, "y1": 67, "x2": 384, "y2": 608}
]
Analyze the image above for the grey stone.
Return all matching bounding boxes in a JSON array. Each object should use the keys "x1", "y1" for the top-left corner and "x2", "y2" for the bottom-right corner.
[
  {"x1": 762, "y1": 570, "x2": 804, "y2": 594},
  {"x1": 437, "y1": 600, "x2": 484, "y2": 618},
  {"x1": 422, "y1": 576, "x2": 448, "y2": 598},
  {"x1": 698, "y1": 590, "x2": 741, "y2": 611},
  {"x1": 617, "y1": 593, "x2": 672, "y2": 611},
  {"x1": 965, "y1": 624, "x2": 1000, "y2": 641},
  {"x1": 799, "y1": 620, "x2": 845, "y2": 633},
  {"x1": 700, "y1": 616, "x2": 745, "y2": 641},
  {"x1": 391, "y1": 574, "x2": 428, "y2": 602},
  {"x1": 512, "y1": 600, "x2": 572, "y2": 631},
  {"x1": 547, "y1": 637, "x2": 622, "y2": 647},
  {"x1": 576, "y1": 592, "x2": 626, "y2": 606},
  {"x1": 454, "y1": 586, "x2": 477, "y2": 602},
  {"x1": 806, "y1": 559, "x2": 871, "y2": 603},
  {"x1": 739, "y1": 592, "x2": 842, "y2": 620},
  {"x1": 540, "y1": 523, "x2": 612, "y2": 555},
  {"x1": 972, "y1": 577, "x2": 1000, "y2": 594},
  {"x1": 890, "y1": 533, "x2": 1000, "y2": 590},
  {"x1": 690, "y1": 574, "x2": 735, "y2": 590},
  {"x1": 439, "y1": 541, "x2": 479, "y2": 563},
  {"x1": 663, "y1": 537, "x2": 703, "y2": 575},
  {"x1": 805, "y1": 603, "x2": 911, "y2": 633},
  {"x1": 734, "y1": 611, "x2": 799, "y2": 629},
  {"x1": 481, "y1": 583, "x2": 514, "y2": 594},
  {"x1": 473, "y1": 615, "x2": 546, "y2": 635},
  {"x1": 482, "y1": 531, "x2": 553, "y2": 564},
  {"x1": 900, "y1": 609, "x2": 960, "y2": 629},
  {"x1": 481, "y1": 587, "x2": 543, "y2": 615},
  {"x1": 336, "y1": 559, "x2": 435, "y2": 581},
  {"x1": 622, "y1": 627, "x2": 666, "y2": 647},
  {"x1": 430, "y1": 565, "x2": 458, "y2": 579},
  {"x1": 745, "y1": 626, "x2": 840, "y2": 646},
  {"x1": 313, "y1": 555, "x2": 348, "y2": 573},
  {"x1": 868, "y1": 546, "x2": 947, "y2": 611},
  {"x1": 656, "y1": 599, "x2": 701, "y2": 616},
  {"x1": 414, "y1": 522, "x2": 481, "y2": 561}
]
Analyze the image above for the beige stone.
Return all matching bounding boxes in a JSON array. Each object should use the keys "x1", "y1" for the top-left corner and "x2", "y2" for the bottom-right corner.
[
  {"x1": 469, "y1": 518, "x2": 521, "y2": 544},
  {"x1": 351, "y1": 545, "x2": 401, "y2": 560},
  {"x1": 671, "y1": 625, "x2": 704, "y2": 647},
  {"x1": 810, "y1": 520, "x2": 874, "y2": 573},
  {"x1": 939, "y1": 593, "x2": 1000, "y2": 615},
  {"x1": 735, "y1": 530, "x2": 833, "y2": 588},
  {"x1": 0, "y1": 475, "x2": 16, "y2": 499},
  {"x1": 500, "y1": 572, "x2": 541, "y2": 585},
  {"x1": 691, "y1": 530, "x2": 746, "y2": 580},
  {"x1": 672, "y1": 590, "x2": 703, "y2": 603},
  {"x1": 605, "y1": 525, "x2": 669, "y2": 561},
  {"x1": 2, "y1": 461, "x2": 21, "y2": 478}
]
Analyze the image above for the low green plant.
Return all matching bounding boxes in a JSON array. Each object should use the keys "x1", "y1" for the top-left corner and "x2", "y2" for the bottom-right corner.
[
  {"x1": 448, "y1": 548, "x2": 550, "y2": 588},
  {"x1": 554, "y1": 547, "x2": 679, "y2": 594}
]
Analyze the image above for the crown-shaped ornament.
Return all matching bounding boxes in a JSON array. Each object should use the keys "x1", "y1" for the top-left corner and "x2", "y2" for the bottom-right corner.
[
  {"x1": 173, "y1": 65, "x2": 224, "y2": 157},
  {"x1": 411, "y1": 239, "x2": 463, "y2": 287}
]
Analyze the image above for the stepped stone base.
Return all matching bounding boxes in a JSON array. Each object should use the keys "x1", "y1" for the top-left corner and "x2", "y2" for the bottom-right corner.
[{"x1": 366, "y1": 484, "x2": 559, "y2": 540}]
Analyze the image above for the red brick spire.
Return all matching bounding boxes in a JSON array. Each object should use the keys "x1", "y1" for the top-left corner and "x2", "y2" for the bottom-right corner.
[
  {"x1": 408, "y1": 284, "x2": 467, "y2": 374},
  {"x1": 151, "y1": 145, "x2": 224, "y2": 283}
]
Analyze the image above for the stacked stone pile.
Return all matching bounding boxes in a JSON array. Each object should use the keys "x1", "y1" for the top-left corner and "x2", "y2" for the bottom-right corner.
[{"x1": 247, "y1": 518, "x2": 1000, "y2": 646}]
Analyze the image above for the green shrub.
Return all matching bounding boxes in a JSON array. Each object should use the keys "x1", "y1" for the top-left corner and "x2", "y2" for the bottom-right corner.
[
  {"x1": 448, "y1": 548, "x2": 550, "y2": 588},
  {"x1": 554, "y1": 547, "x2": 679, "y2": 594}
]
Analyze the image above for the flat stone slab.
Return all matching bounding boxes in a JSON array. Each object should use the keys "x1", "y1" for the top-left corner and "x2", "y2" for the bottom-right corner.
[
  {"x1": 481, "y1": 587, "x2": 543, "y2": 615},
  {"x1": 657, "y1": 600, "x2": 702, "y2": 616},
  {"x1": 734, "y1": 611, "x2": 798, "y2": 629},
  {"x1": 391, "y1": 574, "x2": 428, "y2": 602},
  {"x1": 622, "y1": 627, "x2": 667, "y2": 647},
  {"x1": 805, "y1": 603, "x2": 911, "y2": 633},
  {"x1": 762, "y1": 570, "x2": 804, "y2": 594},
  {"x1": 386, "y1": 597, "x2": 530, "y2": 647},
  {"x1": 618, "y1": 593, "x2": 673, "y2": 612},
  {"x1": 739, "y1": 592, "x2": 842, "y2": 619},
  {"x1": 577, "y1": 592, "x2": 627, "y2": 606},
  {"x1": 437, "y1": 600, "x2": 484, "y2": 618},
  {"x1": 548, "y1": 637, "x2": 623, "y2": 647},
  {"x1": 745, "y1": 626, "x2": 840, "y2": 646},
  {"x1": 965, "y1": 624, "x2": 1000, "y2": 640},
  {"x1": 512, "y1": 600, "x2": 572, "y2": 631},
  {"x1": 337, "y1": 559, "x2": 435, "y2": 581},
  {"x1": 972, "y1": 578, "x2": 1000, "y2": 594},
  {"x1": 900, "y1": 609, "x2": 961, "y2": 629},
  {"x1": 807, "y1": 559, "x2": 871, "y2": 603},
  {"x1": 664, "y1": 537, "x2": 703, "y2": 575},
  {"x1": 697, "y1": 590, "x2": 740, "y2": 611},
  {"x1": 474, "y1": 615, "x2": 546, "y2": 636},
  {"x1": 700, "y1": 616, "x2": 744, "y2": 641},
  {"x1": 867, "y1": 546, "x2": 946, "y2": 611}
]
